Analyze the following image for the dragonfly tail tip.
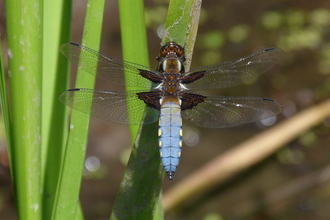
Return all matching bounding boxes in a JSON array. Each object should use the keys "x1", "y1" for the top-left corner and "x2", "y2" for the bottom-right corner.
[{"x1": 167, "y1": 171, "x2": 175, "y2": 180}]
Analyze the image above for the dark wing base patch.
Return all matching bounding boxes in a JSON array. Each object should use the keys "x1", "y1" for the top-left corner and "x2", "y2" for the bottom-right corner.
[
  {"x1": 137, "y1": 91, "x2": 162, "y2": 110},
  {"x1": 180, "y1": 93, "x2": 207, "y2": 110}
]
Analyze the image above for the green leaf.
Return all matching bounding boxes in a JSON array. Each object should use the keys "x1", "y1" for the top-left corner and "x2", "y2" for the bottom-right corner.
[
  {"x1": 0, "y1": 34, "x2": 12, "y2": 176},
  {"x1": 51, "y1": 0, "x2": 106, "y2": 219},
  {"x1": 5, "y1": 0, "x2": 43, "y2": 219},
  {"x1": 42, "y1": 1, "x2": 72, "y2": 219},
  {"x1": 110, "y1": 1, "x2": 164, "y2": 219}
]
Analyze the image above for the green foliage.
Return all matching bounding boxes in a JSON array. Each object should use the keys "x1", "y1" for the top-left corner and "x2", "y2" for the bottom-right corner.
[
  {"x1": 5, "y1": 0, "x2": 43, "y2": 219},
  {"x1": 2, "y1": 0, "x2": 201, "y2": 219},
  {"x1": 51, "y1": 0, "x2": 105, "y2": 219},
  {"x1": 110, "y1": 1, "x2": 163, "y2": 219}
]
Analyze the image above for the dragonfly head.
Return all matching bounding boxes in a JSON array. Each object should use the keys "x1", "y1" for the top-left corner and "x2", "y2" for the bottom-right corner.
[
  {"x1": 159, "y1": 42, "x2": 185, "y2": 59},
  {"x1": 157, "y1": 42, "x2": 186, "y2": 73}
]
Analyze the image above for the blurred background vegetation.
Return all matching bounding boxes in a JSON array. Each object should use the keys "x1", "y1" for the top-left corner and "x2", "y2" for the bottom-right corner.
[{"x1": 1, "y1": 0, "x2": 330, "y2": 219}]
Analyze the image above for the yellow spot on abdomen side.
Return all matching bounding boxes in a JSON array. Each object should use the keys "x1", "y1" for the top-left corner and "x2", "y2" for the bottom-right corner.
[
  {"x1": 159, "y1": 140, "x2": 162, "y2": 147},
  {"x1": 158, "y1": 129, "x2": 162, "y2": 136},
  {"x1": 179, "y1": 129, "x2": 182, "y2": 137},
  {"x1": 178, "y1": 151, "x2": 181, "y2": 157},
  {"x1": 179, "y1": 140, "x2": 182, "y2": 147}
]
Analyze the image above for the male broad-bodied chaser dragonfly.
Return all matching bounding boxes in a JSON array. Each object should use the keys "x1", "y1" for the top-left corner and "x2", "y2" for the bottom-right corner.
[{"x1": 59, "y1": 42, "x2": 284, "y2": 180}]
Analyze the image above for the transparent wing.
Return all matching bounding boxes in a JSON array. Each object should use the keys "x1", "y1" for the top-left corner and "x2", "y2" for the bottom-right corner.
[
  {"x1": 59, "y1": 88, "x2": 159, "y2": 124},
  {"x1": 181, "y1": 93, "x2": 282, "y2": 128},
  {"x1": 184, "y1": 48, "x2": 285, "y2": 89},
  {"x1": 60, "y1": 42, "x2": 158, "y2": 88}
]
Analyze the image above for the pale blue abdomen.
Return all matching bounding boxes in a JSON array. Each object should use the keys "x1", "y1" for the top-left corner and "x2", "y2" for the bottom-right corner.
[{"x1": 159, "y1": 99, "x2": 182, "y2": 180}]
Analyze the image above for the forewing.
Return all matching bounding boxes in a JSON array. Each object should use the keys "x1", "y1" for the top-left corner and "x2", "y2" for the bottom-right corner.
[
  {"x1": 184, "y1": 48, "x2": 285, "y2": 89},
  {"x1": 59, "y1": 42, "x2": 158, "y2": 88},
  {"x1": 59, "y1": 88, "x2": 159, "y2": 124},
  {"x1": 181, "y1": 93, "x2": 282, "y2": 128}
]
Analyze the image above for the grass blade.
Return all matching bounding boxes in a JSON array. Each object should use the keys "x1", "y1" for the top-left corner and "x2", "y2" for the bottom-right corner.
[
  {"x1": 5, "y1": 0, "x2": 43, "y2": 219},
  {"x1": 0, "y1": 35, "x2": 13, "y2": 174},
  {"x1": 51, "y1": 0, "x2": 105, "y2": 219},
  {"x1": 110, "y1": 1, "x2": 164, "y2": 219},
  {"x1": 42, "y1": 1, "x2": 72, "y2": 219}
]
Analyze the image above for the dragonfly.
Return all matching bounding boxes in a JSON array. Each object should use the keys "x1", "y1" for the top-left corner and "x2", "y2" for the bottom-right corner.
[{"x1": 59, "y1": 42, "x2": 284, "y2": 180}]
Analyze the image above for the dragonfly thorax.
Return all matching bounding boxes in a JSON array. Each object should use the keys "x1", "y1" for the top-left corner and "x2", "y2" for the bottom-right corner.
[
  {"x1": 158, "y1": 44, "x2": 187, "y2": 95},
  {"x1": 160, "y1": 82, "x2": 183, "y2": 95},
  {"x1": 162, "y1": 58, "x2": 183, "y2": 73}
]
